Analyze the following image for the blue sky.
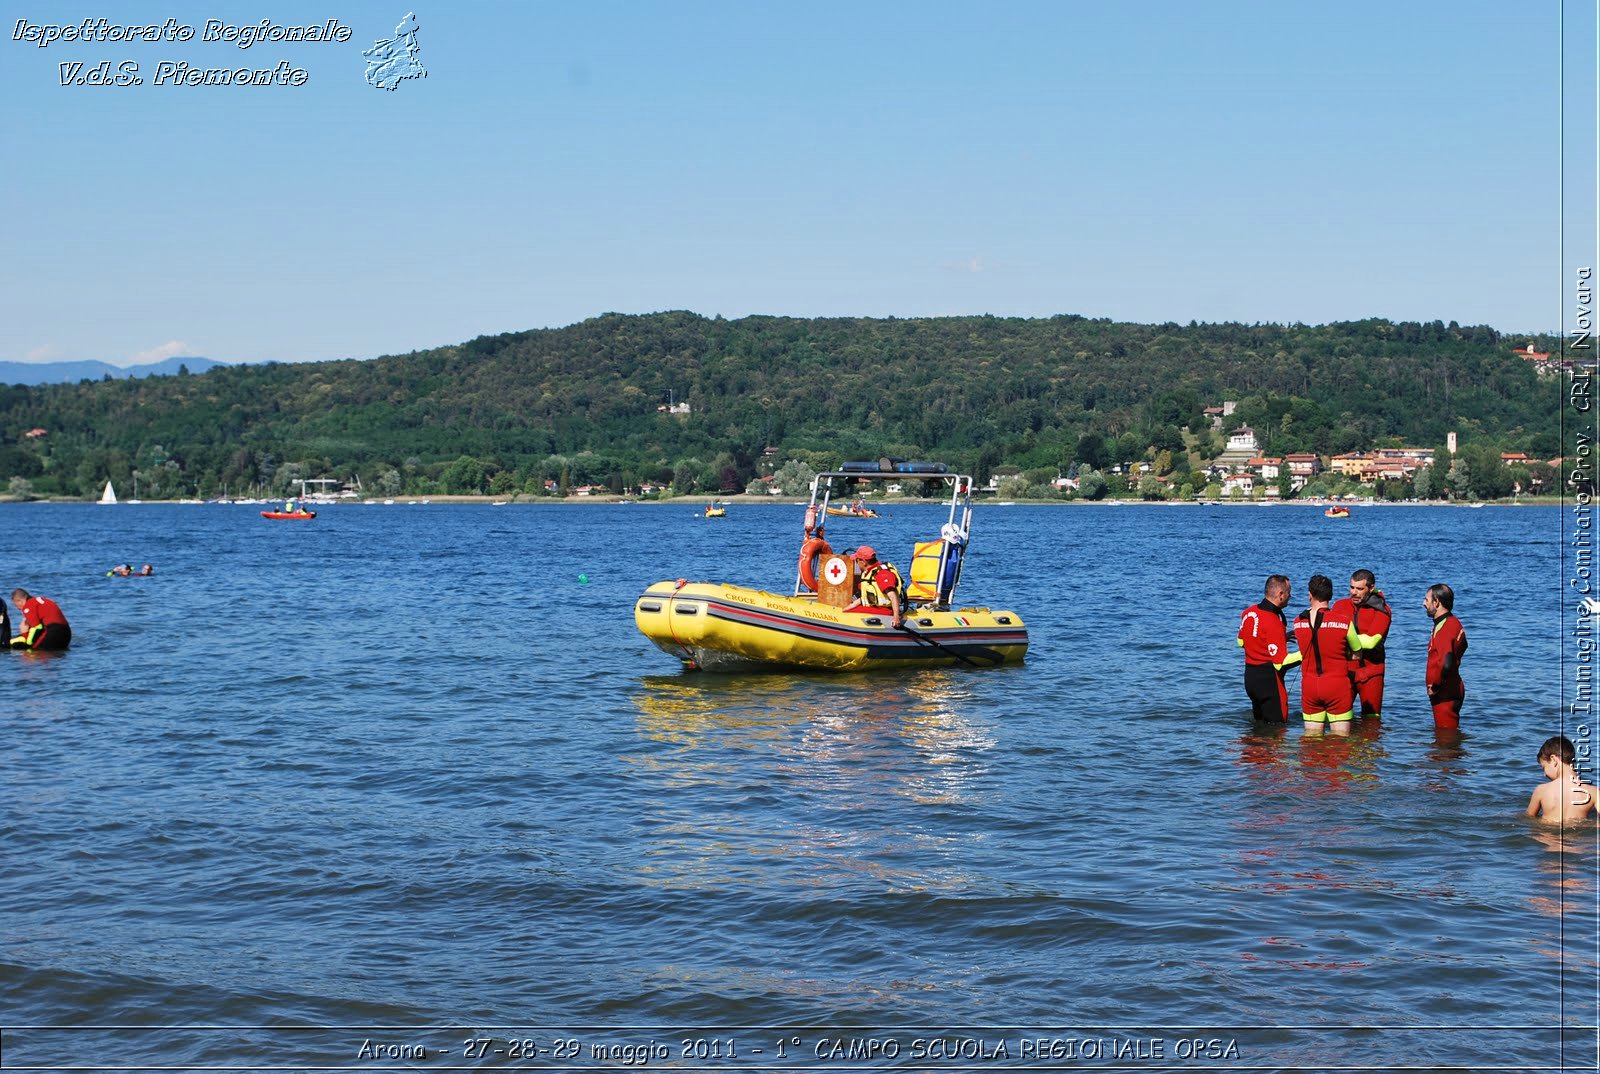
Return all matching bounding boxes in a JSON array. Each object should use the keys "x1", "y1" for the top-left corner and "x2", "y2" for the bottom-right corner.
[{"x1": 2, "y1": 1, "x2": 1593, "y2": 365}]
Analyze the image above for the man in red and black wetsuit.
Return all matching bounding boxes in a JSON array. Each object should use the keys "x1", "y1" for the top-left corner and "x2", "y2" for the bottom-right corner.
[
  {"x1": 10, "y1": 588, "x2": 71, "y2": 651},
  {"x1": 850, "y1": 546, "x2": 904, "y2": 628},
  {"x1": 1293, "y1": 574, "x2": 1355, "y2": 735},
  {"x1": 1341, "y1": 569, "x2": 1391, "y2": 720},
  {"x1": 1423, "y1": 583, "x2": 1468, "y2": 730},
  {"x1": 1237, "y1": 574, "x2": 1302, "y2": 723}
]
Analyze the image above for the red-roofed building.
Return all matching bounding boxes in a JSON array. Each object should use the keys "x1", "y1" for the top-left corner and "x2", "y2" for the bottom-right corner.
[
  {"x1": 1330, "y1": 452, "x2": 1372, "y2": 476},
  {"x1": 1248, "y1": 456, "x2": 1284, "y2": 479},
  {"x1": 23, "y1": 428, "x2": 46, "y2": 438},
  {"x1": 1285, "y1": 453, "x2": 1322, "y2": 477}
]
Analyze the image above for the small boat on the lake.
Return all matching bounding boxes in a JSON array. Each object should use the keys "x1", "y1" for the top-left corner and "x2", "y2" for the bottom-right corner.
[
  {"x1": 98, "y1": 480, "x2": 117, "y2": 505},
  {"x1": 825, "y1": 502, "x2": 878, "y2": 518},
  {"x1": 259, "y1": 486, "x2": 312, "y2": 521},
  {"x1": 1325, "y1": 506, "x2": 1351, "y2": 518},
  {"x1": 702, "y1": 503, "x2": 727, "y2": 518},
  {"x1": 636, "y1": 465, "x2": 1027, "y2": 671}
]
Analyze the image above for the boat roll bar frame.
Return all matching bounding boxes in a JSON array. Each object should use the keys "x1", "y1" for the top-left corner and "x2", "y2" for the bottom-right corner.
[{"x1": 797, "y1": 467, "x2": 974, "y2": 608}]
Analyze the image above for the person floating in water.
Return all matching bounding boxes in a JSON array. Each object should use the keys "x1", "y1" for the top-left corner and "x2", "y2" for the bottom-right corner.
[
  {"x1": 108, "y1": 563, "x2": 133, "y2": 577},
  {"x1": 1526, "y1": 736, "x2": 1597, "y2": 823},
  {"x1": 138, "y1": 564, "x2": 153, "y2": 576},
  {"x1": 10, "y1": 588, "x2": 71, "y2": 650}
]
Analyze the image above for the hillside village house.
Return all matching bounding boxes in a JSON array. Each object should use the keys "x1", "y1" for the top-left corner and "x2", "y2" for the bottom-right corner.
[
  {"x1": 1374, "y1": 447, "x2": 1435, "y2": 469},
  {"x1": 1203, "y1": 401, "x2": 1237, "y2": 430},
  {"x1": 1285, "y1": 453, "x2": 1322, "y2": 478},
  {"x1": 1249, "y1": 456, "x2": 1283, "y2": 480},
  {"x1": 1199, "y1": 439, "x2": 1549, "y2": 500},
  {"x1": 1329, "y1": 452, "x2": 1368, "y2": 477},
  {"x1": 1226, "y1": 427, "x2": 1259, "y2": 453}
]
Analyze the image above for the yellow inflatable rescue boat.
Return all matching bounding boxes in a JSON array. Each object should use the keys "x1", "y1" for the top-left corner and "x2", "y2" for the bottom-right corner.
[{"x1": 635, "y1": 463, "x2": 1028, "y2": 671}]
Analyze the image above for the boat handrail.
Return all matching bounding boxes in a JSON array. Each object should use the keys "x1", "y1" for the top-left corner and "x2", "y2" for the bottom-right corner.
[{"x1": 799, "y1": 467, "x2": 974, "y2": 606}]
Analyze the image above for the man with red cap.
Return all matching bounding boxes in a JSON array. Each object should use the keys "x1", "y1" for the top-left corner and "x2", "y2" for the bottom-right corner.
[{"x1": 851, "y1": 546, "x2": 904, "y2": 627}]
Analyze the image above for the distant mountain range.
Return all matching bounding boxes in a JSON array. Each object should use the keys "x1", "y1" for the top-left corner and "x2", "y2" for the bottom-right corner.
[{"x1": 0, "y1": 356, "x2": 227, "y2": 386}]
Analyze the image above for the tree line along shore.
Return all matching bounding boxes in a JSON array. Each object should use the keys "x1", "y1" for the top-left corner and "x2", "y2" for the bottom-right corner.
[{"x1": 0, "y1": 311, "x2": 1586, "y2": 504}]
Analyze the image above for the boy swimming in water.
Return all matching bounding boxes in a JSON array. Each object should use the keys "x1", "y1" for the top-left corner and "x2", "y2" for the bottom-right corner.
[{"x1": 1526, "y1": 736, "x2": 1598, "y2": 823}]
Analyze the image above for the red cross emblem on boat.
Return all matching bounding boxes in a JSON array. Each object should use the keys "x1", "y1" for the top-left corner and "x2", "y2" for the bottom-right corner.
[{"x1": 824, "y1": 557, "x2": 848, "y2": 586}]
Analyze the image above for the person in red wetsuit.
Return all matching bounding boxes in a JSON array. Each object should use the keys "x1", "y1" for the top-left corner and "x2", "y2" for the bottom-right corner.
[
  {"x1": 1342, "y1": 569, "x2": 1392, "y2": 719},
  {"x1": 1237, "y1": 574, "x2": 1302, "y2": 723},
  {"x1": 10, "y1": 588, "x2": 71, "y2": 651},
  {"x1": 1293, "y1": 574, "x2": 1355, "y2": 735},
  {"x1": 850, "y1": 546, "x2": 904, "y2": 627},
  {"x1": 1423, "y1": 583, "x2": 1468, "y2": 730}
]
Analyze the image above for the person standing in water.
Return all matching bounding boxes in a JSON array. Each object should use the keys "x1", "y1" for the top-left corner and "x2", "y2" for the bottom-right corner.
[
  {"x1": 1343, "y1": 569, "x2": 1392, "y2": 719},
  {"x1": 10, "y1": 588, "x2": 71, "y2": 651},
  {"x1": 1423, "y1": 583, "x2": 1468, "y2": 729},
  {"x1": 1238, "y1": 574, "x2": 1301, "y2": 723},
  {"x1": 1293, "y1": 574, "x2": 1355, "y2": 735}
]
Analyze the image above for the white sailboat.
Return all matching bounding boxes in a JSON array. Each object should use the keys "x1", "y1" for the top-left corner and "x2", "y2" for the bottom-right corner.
[{"x1": 98, "y1": 480, "x2": 117, "y2": 505}]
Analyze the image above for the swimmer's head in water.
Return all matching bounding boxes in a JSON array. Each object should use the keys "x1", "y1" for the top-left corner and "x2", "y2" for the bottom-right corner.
[{"x1": 1539, "y1": 735, "x2": 1576, "y2": 766}]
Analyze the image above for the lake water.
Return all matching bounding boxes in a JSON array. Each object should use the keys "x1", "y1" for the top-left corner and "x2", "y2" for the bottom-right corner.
[{"x1": 1, "y1": 502, "x2": 1594, "y2": 1072}]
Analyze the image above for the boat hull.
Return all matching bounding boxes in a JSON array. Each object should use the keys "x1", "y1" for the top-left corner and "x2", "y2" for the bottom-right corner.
[
  {"x1": 261, "y1": 511, "x2": 317, "y2": 520},
  {"x1": 634, "y1": 581, "x2": 1027, "y2": 671}
]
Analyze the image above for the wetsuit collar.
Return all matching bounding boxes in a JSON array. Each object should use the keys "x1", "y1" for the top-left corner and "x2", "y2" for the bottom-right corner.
[{"x1": 1257, "y1": 597, "x2": 1286, "y2": 620}]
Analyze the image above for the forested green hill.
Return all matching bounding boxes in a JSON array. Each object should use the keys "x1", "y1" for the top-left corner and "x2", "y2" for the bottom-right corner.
[{"x1": 0, "y1": 312, "x2": 1567, "y2": 498}]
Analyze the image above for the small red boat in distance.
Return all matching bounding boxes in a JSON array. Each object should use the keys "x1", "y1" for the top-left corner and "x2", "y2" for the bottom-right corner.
[{"x1": 262, "y1": 480, "x2": 323, "y2": 520}]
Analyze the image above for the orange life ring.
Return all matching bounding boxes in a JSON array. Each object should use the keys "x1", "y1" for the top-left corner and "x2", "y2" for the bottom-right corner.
[{"x1": 798, "y1": 536, "x2": 833, "y2": 591}]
